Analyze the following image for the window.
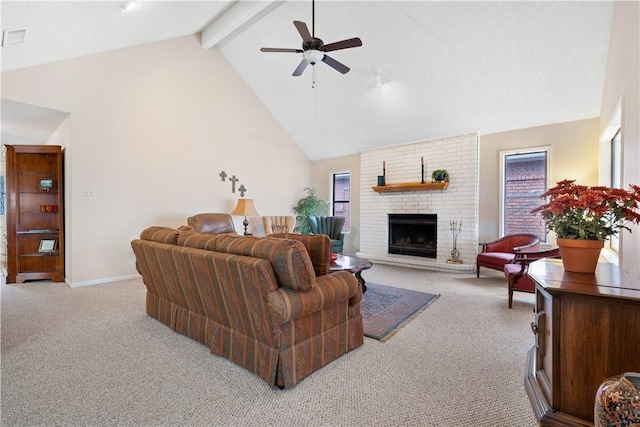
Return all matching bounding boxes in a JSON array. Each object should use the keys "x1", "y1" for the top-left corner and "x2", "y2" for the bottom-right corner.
[
  {"x1": 611, "y1": 129, "x2": 621, "y2": 188},
  {"x1": 610, "y1": 129, "x2": 621, "y2": 252},
  {"x1": 332, "y1": 172, "x2": 350, "y2": 232},
  {"x1": 501, "y1": 149, "x2": 549, "y2": 240}
]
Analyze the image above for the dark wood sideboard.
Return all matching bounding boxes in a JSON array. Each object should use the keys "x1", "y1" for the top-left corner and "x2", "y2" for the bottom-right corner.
[{"x1": 525, "y1": 259, "x2": 640, "y2": 426}]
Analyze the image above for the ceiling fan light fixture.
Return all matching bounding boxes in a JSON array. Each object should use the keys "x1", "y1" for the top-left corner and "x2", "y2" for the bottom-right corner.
[{"x1": 303, "y1": 49, "x2": 324, "y2": 65}]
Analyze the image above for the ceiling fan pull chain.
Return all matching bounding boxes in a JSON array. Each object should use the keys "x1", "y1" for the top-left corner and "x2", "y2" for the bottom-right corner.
[{"x1": 312, "y1": 64, "x2": 316, "y2": 89}]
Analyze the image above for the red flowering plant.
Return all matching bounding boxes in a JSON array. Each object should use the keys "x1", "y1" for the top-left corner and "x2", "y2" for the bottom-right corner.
[{"x1": 532, "y1": 179, "x2": 640, "y2": 240}]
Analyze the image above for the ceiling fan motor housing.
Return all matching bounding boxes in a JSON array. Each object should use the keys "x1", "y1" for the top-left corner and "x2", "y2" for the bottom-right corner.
[{"x1": 303, "y1": 38, "x2": 324, "y2": 52}]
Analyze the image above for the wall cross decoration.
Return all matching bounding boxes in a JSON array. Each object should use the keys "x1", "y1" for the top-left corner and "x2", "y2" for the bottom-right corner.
[
  {"x1": 229, "y1": 175, "x2": 239, "y2": 193},
  {"x1": 219, "y1": 170, "x2": 249, "y2": 196}
]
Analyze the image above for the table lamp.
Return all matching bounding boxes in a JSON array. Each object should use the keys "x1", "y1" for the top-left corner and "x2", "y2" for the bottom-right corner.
[{"x1": 231, "y1": 198, "x2": 260, "y2": 236}]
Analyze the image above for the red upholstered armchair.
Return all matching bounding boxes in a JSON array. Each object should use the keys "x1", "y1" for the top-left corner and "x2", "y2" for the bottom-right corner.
[
  {"x1": 476, "y1": 234, "x2": 540, "y2": 277},
  {"x1": 503, "y1": 248, "x2": 561, "y2": 308}
]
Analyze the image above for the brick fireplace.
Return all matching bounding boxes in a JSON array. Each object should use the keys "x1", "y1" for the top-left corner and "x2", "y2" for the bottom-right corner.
[{"x1": 357, "y1": 133, "x2": 479, "y2": 272}]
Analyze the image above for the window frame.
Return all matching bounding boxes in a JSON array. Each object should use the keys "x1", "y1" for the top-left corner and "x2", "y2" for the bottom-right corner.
[
  {"x1": 331, "y1": 172, "x2": 350, "y2": 234},
  {"x1": 499, "y1": 146, "x2": 551, "y2": 239},
  {"x1": 600, "y1": 99, "x2": 622, "y2": 257},
  {"x1": 609, "y1": 128, "x2": 622, "y2": 252}
]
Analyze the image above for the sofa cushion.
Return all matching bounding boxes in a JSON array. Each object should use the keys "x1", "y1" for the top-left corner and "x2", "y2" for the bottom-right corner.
[
  {"x1": 140, "y1": 226, "x2": 180, "y2": 245},
  {"x1": 269, "y1": 233, "x2": 331, "y2": 276},
  {"x1": 477, "y1": 252, "x2": 515, "y2": 269},
  {"x1": 176, "y1": 231, "x2": 316, "y2": 292}
]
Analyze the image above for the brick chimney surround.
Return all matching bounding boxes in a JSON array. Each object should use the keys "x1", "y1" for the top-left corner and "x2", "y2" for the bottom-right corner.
[{"x1": 357, "y1": 133, "x2": 479, "y2": 272}]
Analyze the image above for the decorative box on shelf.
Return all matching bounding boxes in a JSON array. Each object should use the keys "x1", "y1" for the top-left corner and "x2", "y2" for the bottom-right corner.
[{"x1": 372, "y1": 181, "x2": 448, "y2": 193}]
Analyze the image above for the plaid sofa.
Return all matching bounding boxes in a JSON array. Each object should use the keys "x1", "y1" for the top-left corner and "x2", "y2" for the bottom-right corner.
[{"x1": 131, "y1": 227, "x2": 364, "y2": 389}]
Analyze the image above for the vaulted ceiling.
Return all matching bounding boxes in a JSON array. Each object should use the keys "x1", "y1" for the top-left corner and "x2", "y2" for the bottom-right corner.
[{"x1": 1, "y1": 1, "x2": 615, "y2": 160}]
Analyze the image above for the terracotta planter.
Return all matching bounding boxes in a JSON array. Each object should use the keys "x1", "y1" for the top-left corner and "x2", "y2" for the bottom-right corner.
[{"x1": 557, "y1": 238, "x2": 604, "y2": 273}]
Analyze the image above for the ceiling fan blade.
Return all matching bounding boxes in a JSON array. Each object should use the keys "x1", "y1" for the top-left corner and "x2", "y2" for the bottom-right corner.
[
  {"x1": 260, "y1": 47, "x2": 303, "y2": 53},
  {"x1": 292, "y1": 59, "x2": 309, "y2": 76},
  {"x1": 322, "y1": 55, "x2": 350, "y2": 74},
  {"x1": 293, "y1": 21, "x2": 312, "y2": 41},
  {"x1": 322, "y1": 37, "x2": 362, "y2": 52}
]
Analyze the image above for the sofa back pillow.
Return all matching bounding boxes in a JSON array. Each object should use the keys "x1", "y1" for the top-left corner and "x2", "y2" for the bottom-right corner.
[
  {"x1": 269, "y1": 233, "x2": 331, "y2": 276},
  {"x1": 177, "y1": 232, "x2": 316, "y2": 292},
  {"x1": 140, "y1": 226, "x2": 180, "y2": 245}
]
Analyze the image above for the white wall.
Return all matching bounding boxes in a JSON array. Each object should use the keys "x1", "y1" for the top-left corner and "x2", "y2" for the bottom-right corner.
[
  {"x1": 479, "y1": 118, "x2": 600, "y2": 244},
  {"x1": 1, "y1": 36, "x2": 310, "y2": 286},
  {"x1": 600, "y1": 0, "x2": 640, "y2": 277},
  {"x1": 310, "y1": 154, "x2": 360, "y2": 255}
]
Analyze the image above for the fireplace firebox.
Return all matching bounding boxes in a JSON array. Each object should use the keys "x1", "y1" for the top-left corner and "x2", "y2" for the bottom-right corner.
[{"x1": 388, "y1": 214, "x2": 437, "y2": 258}]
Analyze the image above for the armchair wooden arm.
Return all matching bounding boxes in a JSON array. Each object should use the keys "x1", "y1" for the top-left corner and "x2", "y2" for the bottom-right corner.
[{"x1": 504, "y1": 248, "x2": 560, "y2": 308}]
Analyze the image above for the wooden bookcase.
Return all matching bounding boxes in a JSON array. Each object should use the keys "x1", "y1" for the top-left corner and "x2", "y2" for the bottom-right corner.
[{"x1": 5, "y1": 145, "x2": 64, "y2": 284}]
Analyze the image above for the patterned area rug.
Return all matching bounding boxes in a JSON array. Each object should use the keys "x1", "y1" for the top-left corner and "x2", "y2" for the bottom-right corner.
[{"x1": 361, "y1": 283, "x2": 439, "y2": 342}]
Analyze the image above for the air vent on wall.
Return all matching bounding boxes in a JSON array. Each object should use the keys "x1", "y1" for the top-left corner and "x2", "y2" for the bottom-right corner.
[{"x1": 2, "y1": 29, "x2": 26, "y2": 47}]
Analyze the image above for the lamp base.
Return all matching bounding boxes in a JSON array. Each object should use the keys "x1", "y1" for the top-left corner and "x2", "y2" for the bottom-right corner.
[{"x1": 243, "y1": 217, "x2": 250, "y2": 236}]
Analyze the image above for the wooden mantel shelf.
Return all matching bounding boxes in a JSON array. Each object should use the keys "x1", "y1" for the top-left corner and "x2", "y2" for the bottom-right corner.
[{"x1": 372, "y1": 181, "x2": 449, "y2": 193}]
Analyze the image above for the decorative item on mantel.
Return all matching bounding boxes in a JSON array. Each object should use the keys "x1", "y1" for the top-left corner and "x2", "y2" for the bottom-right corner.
[
  {"x1": 447, "y1": 220, "x2": 463, "y2": 264},
  {"x1": 431, "y1": 169, "x2": 449, "y2": 183},
  {"x1": 532, "y1": 179, "x2": 640, "y2": 273}
]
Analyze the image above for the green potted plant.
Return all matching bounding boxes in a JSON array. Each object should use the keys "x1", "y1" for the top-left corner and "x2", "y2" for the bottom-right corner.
[
  {"x1": 293, "y1": 187, "x2": 329, "y2": 234},
  {"x1": 431, "y1": 169, "x2": 449, "y2": 182}
]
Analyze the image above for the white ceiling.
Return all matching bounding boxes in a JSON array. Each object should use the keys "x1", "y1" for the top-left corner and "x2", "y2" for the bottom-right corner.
[{"x1": 1, "y1": 1, "x2": 615, "y2": 161}]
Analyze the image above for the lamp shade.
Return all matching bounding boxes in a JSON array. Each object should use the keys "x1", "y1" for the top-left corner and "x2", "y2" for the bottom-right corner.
[{"x1": 231, "y1": 198, "x2": 260, "y2": 217}]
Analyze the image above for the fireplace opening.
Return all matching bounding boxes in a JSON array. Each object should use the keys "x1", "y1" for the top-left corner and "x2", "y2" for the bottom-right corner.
[{"x1": 388, "y1": 214, "x2": 437, "y2": 258}]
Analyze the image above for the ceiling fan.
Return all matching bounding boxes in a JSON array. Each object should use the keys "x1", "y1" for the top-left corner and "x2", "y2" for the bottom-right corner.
[{"x1": 260, "y1": 0, "x2": 362, "y2": 77}]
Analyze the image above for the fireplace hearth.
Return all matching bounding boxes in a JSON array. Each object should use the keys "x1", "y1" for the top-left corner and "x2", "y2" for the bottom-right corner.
[{"x1": 388, "y1": 214, "x2": 437, "y2": 258}]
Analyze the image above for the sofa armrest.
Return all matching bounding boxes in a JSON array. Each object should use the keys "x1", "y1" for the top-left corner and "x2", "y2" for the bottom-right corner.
[
  {"x1": 267, "y1": 271, "x2": 360, "y2": 325},
  {"x1": 269, "y1": 233, "x2": 331, "y2": 276}
]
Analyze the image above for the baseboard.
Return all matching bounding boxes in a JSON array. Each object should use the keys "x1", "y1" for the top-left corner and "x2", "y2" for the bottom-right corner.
[
  {"x1": 356, "y1": 252, "x2": 475, "y2": 273},
  {"x1": 66, "y1": 274, "x2": 141, "y2": 288}
]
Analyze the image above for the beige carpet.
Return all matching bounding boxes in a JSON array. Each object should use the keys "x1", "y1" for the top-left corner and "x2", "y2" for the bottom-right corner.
[{"x1": 1, "y1": 264, "x2": 538, "y2": 427}]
